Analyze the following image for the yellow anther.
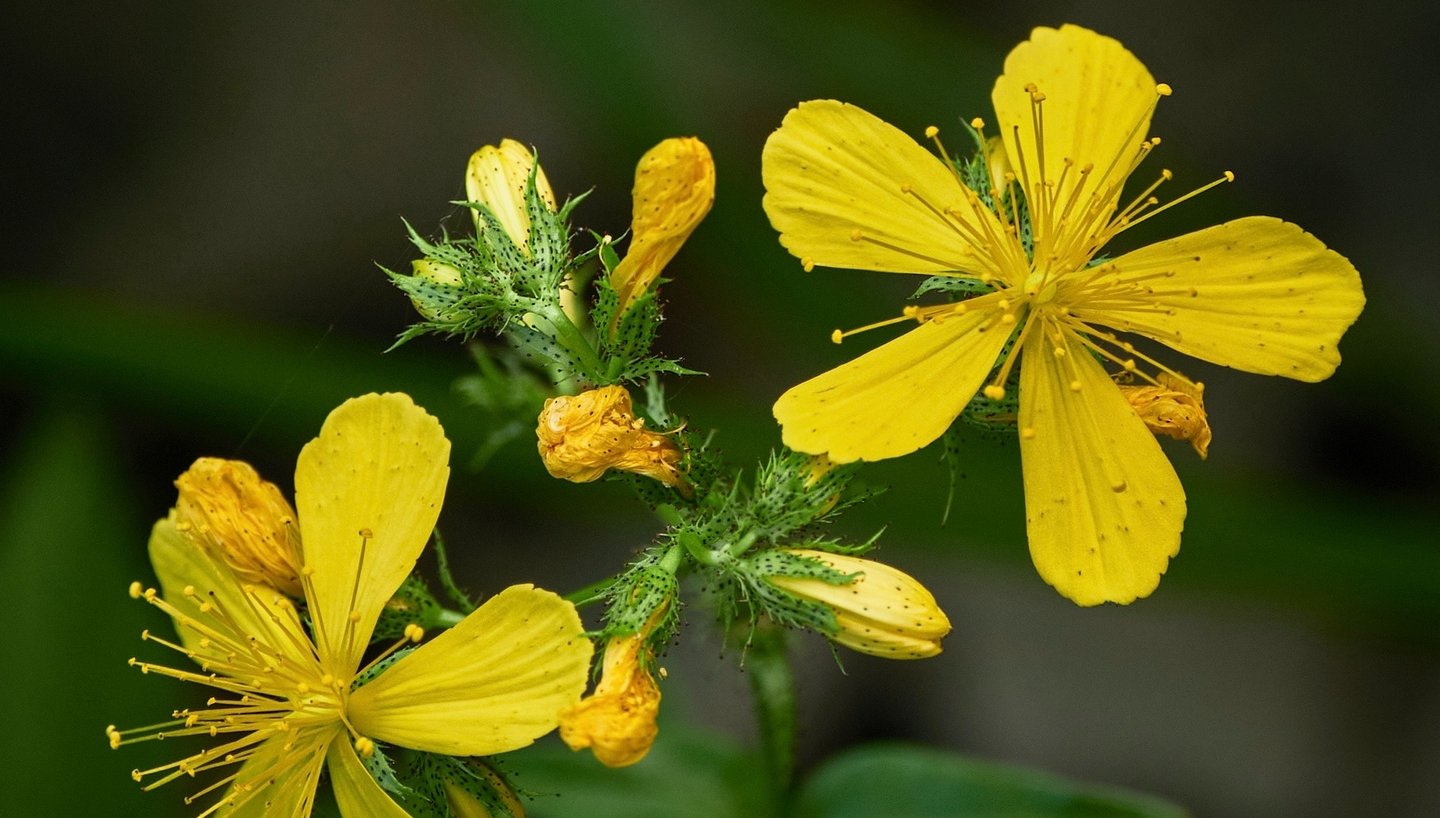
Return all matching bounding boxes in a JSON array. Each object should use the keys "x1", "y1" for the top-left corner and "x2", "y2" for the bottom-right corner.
[
  {"x1": 924, "y1": 125, "x2": 939, "y2": 139},
  {"x1": 1020, "y1": 427, "x2": 1036, "y2": 440},
  {"x1": 358, "y1": 528, "x2": 373, "y2": 539},
  {"x1": 830, "y1": 329, "x2": 843, "y2": 345},
  {"x1": 347, "y1": 610, "x2": 362, "y2": 623},
  {"x1": 1123, "y1": 359, "x2": 1137, "y2": 372},
  {"x1": 849, "y1": 228, "x2": 863, "y2": 242},
  {"x1": 354, "y1": 736, "x2": 375, "y2": 758},
  {"x1": 1052, "y1": 346, "x2": 1067, "y2": 358},
  {"x1": 182, "y1": 585, "x2": 197, "y2": 598},
  {"x1": 970, "y1": 117, "x2": 985, "y2": 130},
  {"x1": 143, "y1": 588, "x2": 157, "y2": 601},
  {"x1": 1223, "y1": 170, "x2": 1235, "y2": 182},
  {"x1": 952, "y1": 302, "x2": 968, "y2": 315},
  {"x1": 900, "y1": 182, "x2": 912, "y2": 194},
  {"x1": 1156, "y1": 83, "x2": 1173, "y2": 96},
  {"x1": 128, "y1": 581, "x2": 143, "y2": 599},
  {"x1": 1161, "y1": 169, "x2": 1174, "y2": 181},
  {"x1": 403, "y1": 623, "x2": 425, "y2": 643},
  {"x1": 983, "y1": 385, "x2": 1006, "y2": 400},
  {"x1": 902, "y1": 304, "x2": 919, "y2": 317},
  {"x1": 801, "y1": 256, "x2": 815, "y2": 272}
]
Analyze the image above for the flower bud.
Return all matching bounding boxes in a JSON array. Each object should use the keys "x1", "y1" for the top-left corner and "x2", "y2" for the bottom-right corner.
[
  {"x1": 984, "y1": 134, "x2": 1011, "y2": 193},
  {"x1": 465, "y1": 138, "x2": 557, "y2": 253},
  {"x1": 1120, "y1": 374, "x2": 1212, "y2": 459},
  {"x1": 172, "y1": 458, "x2": 303, "y2": 597},
  {"x1": 765, "y1": 549, "x2": 950, "y2": 659},
  {"x1": 558, "y1": 630, "x2": 662, "y2": 767},
  {"x1": 443, "y1": 758, "x2": 527, "y2": 818},
  {"x1": 405, "y1": 258, "x2": 466, "y2": 322},
  {"x1": 536, "y1": 386, "x2": 686, "y2": 492},
  {"x1": 610, "y1": 137, "x2": 715, "y2": 317}
]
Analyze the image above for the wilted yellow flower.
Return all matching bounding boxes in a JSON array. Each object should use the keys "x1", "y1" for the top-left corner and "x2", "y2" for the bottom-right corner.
[
  {"x1": 559, "y1": 627, "x2": 663, "y2": 767},
  {"x1": 173, "y1": 457, "x2": 303, "y2": 597},
  {"x1": 1121, "y1": 373, "x2": 1211, "y2": 459},
  {"x1": 610, "y1": 137, "x2": 715, "y2": 317},
  {"x1": 537, "y1": 385, "x2": 686, "y2": 492},
  {"x1": 763, "y1": 24, "x2": 1365, "y2": 605},
  {"x1": 466, "y1": 138, "x2": 557, "y2": 252},
  {"x1": 767, "y1": 549, "x2": 951, "y2": 659},
  {"x1": 112, "y1": 393, "x2": 592, "y2": 816}
]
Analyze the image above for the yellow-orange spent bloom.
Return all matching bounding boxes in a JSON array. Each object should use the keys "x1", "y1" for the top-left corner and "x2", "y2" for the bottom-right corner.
[
  {"x1": 173, "y1": 457, "x2": 304, "y2": 597},
  {"x1": 610, "y1": 137, "x2": 715, "y2": 318},
  {"x1": 1120, "y1": 373, "x2": 1212, "y2": 459},
  {"x1": 558, "y1": 630, "x2": 662, "y2": 767},
  {"x1": 536, "y1": 386, "x2": 686, "y2": 492}
]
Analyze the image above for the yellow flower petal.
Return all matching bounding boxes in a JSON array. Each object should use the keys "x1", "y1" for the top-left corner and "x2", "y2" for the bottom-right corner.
[
  {"x1": 348, "y1": 585, "x2": 593, "y2": 756},
  {"x1": 326, "y1": 731, "x2": 411, "y2": 818},
  {"x1": 992, "y1": 25, "x2": 1157, "y2": 240},
  {"x1": 611, "y1": 137, "x2": 715, "y2": 314},
  {"x1": 294, "y1": 393, "x2": 450, "y2": 677},
  {"x1": 1018, "y1": 324, "x2": 1186, "y2": 605},
  {"x1": 147, "y1": 517, "x2": 309, "y2": 666},
  {"x1": 774, "y1": 296, "x2": 1014, "y2": 463},
  {"x1": 1073, "y1": 216, "x2": 1365, "y2": 381},
  {"x1": 465, "y1": 138, "x2": 556, "y2": 250},
  {"x1": 762, "y1": 100, "x2": 1006, "y2": 280}
]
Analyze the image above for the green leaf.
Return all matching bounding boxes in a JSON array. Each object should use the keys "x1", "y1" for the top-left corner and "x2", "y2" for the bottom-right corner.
[
  {"x1": 501, "y1": 729, "x2": 768, "y2": 818},
  {"x1": 795, "y1": 744, "x2": 1187, "y2": 818}
]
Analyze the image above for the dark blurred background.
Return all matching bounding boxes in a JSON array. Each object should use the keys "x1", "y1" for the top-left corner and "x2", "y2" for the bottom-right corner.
[{"x1": 3, "y1": 1, "x2": 1438, "y2": 816}]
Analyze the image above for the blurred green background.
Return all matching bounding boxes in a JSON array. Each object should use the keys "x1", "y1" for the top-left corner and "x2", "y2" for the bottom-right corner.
[{"x1": 3, "y1": 1, "x2": 1437, "y2": 816}]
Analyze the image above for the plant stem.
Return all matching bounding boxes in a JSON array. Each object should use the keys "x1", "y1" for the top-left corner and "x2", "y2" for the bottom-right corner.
[{"x1": 746, "y1": 624, "x2": 796, "y2": 815}]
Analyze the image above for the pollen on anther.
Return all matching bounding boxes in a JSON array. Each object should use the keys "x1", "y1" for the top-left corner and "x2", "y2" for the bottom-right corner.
[
  {"x1": 801, "y1": 257, "x2": 815, "y2": 272},
  {"x1": 1223, "y1": 170, "x2": 1236, "y2": 182},
  {"x1": 830, "y1": 329, "x2": 843, "y2": 345},
  {"x1": 403, "y1": 623, "x2": 425, "y2": 643},
  {"x1": 849, "y1": 228, "x2": 863, "y2": 242},
  {"x1": 1156, "y1": 83, "x2": 1173, "y2": 96},
  {"x1": 970, "y1": 117, "x2": 985, "y2": 130},
  {"x1": 983, "y1": 385, "x2": 1006, "y2": 400},
  {"x1": 128, "y1": 581, "x2": 143, "y2": 599},
  {"x1": 354, "y1": 736, "x2": 376, "y2": 758},
  {"x1": 924, "y1": 125, "x2": 939, "y2": 139}
]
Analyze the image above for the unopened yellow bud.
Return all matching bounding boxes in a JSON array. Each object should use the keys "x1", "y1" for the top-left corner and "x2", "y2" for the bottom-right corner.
[
  {"x1": 173, "y1": 458, "x2": 303, "y2": 597},
  {"x1": 1120, "y1": 374, "x2": 1212, "y2": 459},
  {"x1": 443, "y1": 759, "x2": 528, "y2": 818},
  {"x1": 610, "y1": 137, "x2": 716, "y2": 319},
  {"x1": 465, "y1": 138, "x2": 556, "y2": 253},
  {"x1": 407, "y1": 258, "x2": 465, "y2": 321},
  {"x1": 536, "y1": 386, "x2": 687, "y2": 493},
  {"x1": 768, "y1": 549, "x2": 951, "y2": 659},
  {"x1": 558, "y1": 632, "x2": 661, "y2": 767}
]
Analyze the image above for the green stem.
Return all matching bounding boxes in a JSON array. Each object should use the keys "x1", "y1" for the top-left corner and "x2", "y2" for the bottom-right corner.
[
  {"x1": 433, "y1": 607, "x2": 466, "y2": 628},
  {"x1": 746, "y1": 624, "x2": 796, "y2": 815},
  {"x1": 540, "y1": 304, "x2": 605, "y2": 379},
  {"x1": 564, "y1": 575, "x2": 620, "y2": 608}
]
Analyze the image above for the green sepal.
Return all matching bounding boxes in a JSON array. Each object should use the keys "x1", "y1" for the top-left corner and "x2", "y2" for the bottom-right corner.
[
  {"x1": 372, "y1": 575, "x2": 442, "y2": 642},
  {"x1": 362, "y1": 743, "x2": 416, "y2": 803},
  {"x1": 910, "y1": 275, "x2": 996, "y2": 301},
  {"x1": 387, "y1": 751, "x2": 525, "y2": 818}
]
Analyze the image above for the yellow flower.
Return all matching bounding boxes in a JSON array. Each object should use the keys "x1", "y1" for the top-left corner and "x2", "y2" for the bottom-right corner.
[
  {"x1": 173, "y1": 457, "x2": 304, "y2": 597},
  {"x1": 110, "y1": 393, "x2": 592, "y2": 816},
  {"x1": 466, "y1": 138, "x2": 557, "y2": 253},
  {"x1": 766, "y1": 549, "x2": 951, "y2": 659},
  {"x1": 762, "y1": 24, "x2": 1364, "y2": 605},
  {"x1": 536, "y1": 385, "x2": 687, "y2": 492},
  {"x1": 558, "y1": 612, "x2": 665, "y2": 767},
  {"x1": 610, "y1": 137, "x2": 715, "y2": 317}
]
